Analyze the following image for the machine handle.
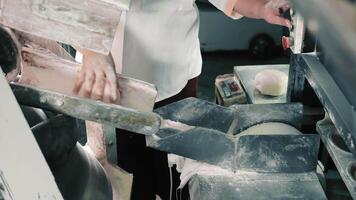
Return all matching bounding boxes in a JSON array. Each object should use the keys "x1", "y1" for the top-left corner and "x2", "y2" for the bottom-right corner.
[{"x1": 11, "y1": 83, "x2": 161, "y2": 135}]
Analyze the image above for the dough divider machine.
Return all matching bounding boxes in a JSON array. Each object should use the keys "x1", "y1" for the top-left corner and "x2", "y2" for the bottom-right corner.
[
  {"x1": 1, "y1": 0, "x2": 355, "y2": 199},
  {"x1": 287, "y1": 0, "x2": 356, "y2": 199},
  {"x1": 147, "y1": 0, "x2": 356, "y2": 198}
]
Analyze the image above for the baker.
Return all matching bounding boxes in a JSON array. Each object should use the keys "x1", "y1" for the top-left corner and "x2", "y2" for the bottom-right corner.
[{"x1": 74, "y1": 0, "x2": 292, "y2": 199}]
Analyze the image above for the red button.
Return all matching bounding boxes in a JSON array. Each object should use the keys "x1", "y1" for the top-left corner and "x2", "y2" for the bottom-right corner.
[{"x1": 282, "y1": 36, "x2": 292, "y2": 50}]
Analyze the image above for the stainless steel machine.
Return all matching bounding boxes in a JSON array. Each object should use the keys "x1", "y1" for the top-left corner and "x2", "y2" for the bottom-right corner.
[
  {"x1": 1, "y1": 0, "x2": 355, "y2": 199},
  {"x1": 0, "y1": 1, "x2": 134, "y2": 199},
  {"x1": 288, "y1": 0, "x2": 356, "y2": 198},
  {"x1": 147, "y1": 0, "x2": 356, "y2": 199}
]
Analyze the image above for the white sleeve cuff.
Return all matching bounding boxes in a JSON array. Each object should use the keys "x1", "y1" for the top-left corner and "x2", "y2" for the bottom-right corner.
[{"x1": 208, "y1": 0, "x2": 243, "y2": 19}]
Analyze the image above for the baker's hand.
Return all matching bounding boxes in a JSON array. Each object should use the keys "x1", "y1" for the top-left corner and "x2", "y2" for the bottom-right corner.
[
  {"x1": 235, "y1": 0, "x2": 292, "y2": 28},
  {"x1": 73, "y1": 50, "x2": 118, "y2": 102}
]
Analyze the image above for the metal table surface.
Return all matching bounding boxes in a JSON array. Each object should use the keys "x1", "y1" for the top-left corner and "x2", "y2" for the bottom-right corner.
[{"x1": 234, "y1": 64, "x2": 289, "y2": 104}]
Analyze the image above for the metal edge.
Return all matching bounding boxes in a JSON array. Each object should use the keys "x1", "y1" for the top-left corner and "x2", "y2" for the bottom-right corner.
[
  {"x1": 299, "y1": 54, "x2": 356, "y2": 156},
  {"x1": 316, "y1": 117, "x2": 356, "y2": 199},
  {"x1": 11, "y1": 83, "x2": 161, "y2": 135}
]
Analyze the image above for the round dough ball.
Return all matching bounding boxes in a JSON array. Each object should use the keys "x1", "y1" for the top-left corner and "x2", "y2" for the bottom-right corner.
[
  {"x1": 254, "y1": 69, "x2": 288, "y2": 96},
  {"x1": 239, "y1": 122, "x2": 301, "y2": 136}
]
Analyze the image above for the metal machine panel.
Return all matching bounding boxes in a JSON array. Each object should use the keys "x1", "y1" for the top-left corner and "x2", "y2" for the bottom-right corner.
[
  {"x1": 148, "y1": 98, "x2": 319, "y2": 172},
  {"x1": 236, "y1": 134, "x2": 319, "y2": 173},
  {"x1": 229, "y1": 103, "x2": 303, "y2": 133},
  {"x1": 0, "y1": 0, "x2": 129, "y2": 54},
  {"x1": 155, "y1": 97, "x2": 235, "y2": 133},
  {"x1": 0, "y1": 73, "x2": 63, "y2": 199},
  {"x1": 297, "y1": 54, "x2": 356, "y2": 157},
  {"x1": 286, "y1": 1, "x2": 356, "y2": 197},
  {"x1": 11, "y1": 84, "x2": 161, "y2": 135},
  {"x1": 289, "y1": 0, "x2": 356, "y2": 107},
  {"x1": 317, "y1": 117, "x2": 356, "y2": 199},
  {"x1": 189, "y1": 172, "x2": 327, "y2": 200},
  {"x1": 147, "y1": 98, "x2": 324, "y2": 199}
]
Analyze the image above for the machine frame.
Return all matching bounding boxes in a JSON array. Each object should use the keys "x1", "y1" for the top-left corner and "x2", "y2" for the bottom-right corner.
[{"x1": 288, "y1": 0, "x2": 356, "y2": 198}]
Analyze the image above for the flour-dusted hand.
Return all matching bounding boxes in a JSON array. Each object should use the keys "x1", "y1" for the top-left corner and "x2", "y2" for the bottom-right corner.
[
  {"x1": 234, "y1": 0, "x2": 292, "y2": 28},
  {"x1": 73, "y1": 50, "x2": 118, "y2": 102}
]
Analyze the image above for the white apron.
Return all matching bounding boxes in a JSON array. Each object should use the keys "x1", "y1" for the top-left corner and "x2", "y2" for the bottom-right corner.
[{"x1": 121, "y1": 0, "x2": 241, "y2": 101}]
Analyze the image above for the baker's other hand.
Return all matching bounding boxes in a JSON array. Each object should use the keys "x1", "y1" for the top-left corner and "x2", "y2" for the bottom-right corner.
[
  {"x1": 73, "y1": 50, "x2": 118, "y2": 103},
  {"x1": 235, "y1": 0, "x2": 292, "y2": 29}
]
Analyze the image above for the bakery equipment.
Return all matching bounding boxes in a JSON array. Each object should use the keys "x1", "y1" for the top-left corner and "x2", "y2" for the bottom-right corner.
[
  {"x1": 234, "y1": 64, "x2": 289, "y2": 104},
  {"x1": 287, "y1": 0, "x2": 356, "y2": 198},
  {"x1": 29, "y1": 113, "x2": 112, "y2": 200},
  {"x1": 11, "y1": 84, "x2": 161, "y2": 136},
  {"x1": 0, "y1": 0, "x2": 129, "y2": 54},
  {"x1": 0, "y1": 1, "x2": 133, "y2": 199},
  {"x1": 146, "y1": 98, "x2": 325, "y2": 199},
  {"x1": 147, "y1": 0, "x2": 356, "y2": 199},
  {"x1": 1, "y1": 0, "x2": 355, "y2": 199}
]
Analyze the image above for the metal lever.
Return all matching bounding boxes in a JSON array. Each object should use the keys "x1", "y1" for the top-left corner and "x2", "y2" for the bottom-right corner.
[{"x1": 11, "y1": 83, "x2": 161, "y2": 135}]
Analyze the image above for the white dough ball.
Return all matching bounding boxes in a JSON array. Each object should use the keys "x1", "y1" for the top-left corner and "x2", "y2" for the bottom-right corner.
[
  {"x1": 239, "y1": 122, "x2": 301, "y2": 136},
  {"x1": 254, "y1": 69, "x2": 288, "y2": 96}
]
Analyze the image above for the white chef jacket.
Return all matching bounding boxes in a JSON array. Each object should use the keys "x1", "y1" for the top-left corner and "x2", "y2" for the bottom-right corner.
[{"x1": 121, "y1": 0, "x2": 241, "y2": 101}]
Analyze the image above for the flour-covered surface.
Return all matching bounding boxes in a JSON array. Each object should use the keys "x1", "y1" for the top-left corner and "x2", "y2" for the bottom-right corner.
[
  {"x1": 155, "y1": 97, "x2": 236, "y2": 133},
  {"x1": 20, "y1": 46, "x2": 157, "y2": 112},
  {"x1": 317, "y1": 117, "x2": 356, "y2": 199},
  {"x1": 234, "y1": 65, "x2": 289, "y2": 104},
  {"x1": 229, "y1": 103, "x2": 303, "y2": 134},
  {"x1": 148, "y1": 99, "x2": 324, "y2": 198},
  {"x1": 149, "y1": 100, "x2": 318, "y2": 172},
  {"x1": 235, "y1": 134, "x2": 319, "y2": 173},
  {"x1": 147, "y1": 127, "x2": 236, "y2": 171},
  {"x1": 233, "y1": 122, "x2": 319, "y2": 173},
  {"x1": 96, "y1": 0, "x2": 130, "y2": 10},
  {"x1": 148, "y1": 128, "x2": 319, "y2": 172},
  {"x1": 189, "y1": 171, "x2": 326, "y2": 200},
  {"x1": 0, "y1": 0, "x2": 126, "y2": 54},
  {"x1": 11, "y1": 83, "x2": 161, "y2": 135},
  {"x1": 301, "y1": 55, "x2": 356, "y2": 157}
]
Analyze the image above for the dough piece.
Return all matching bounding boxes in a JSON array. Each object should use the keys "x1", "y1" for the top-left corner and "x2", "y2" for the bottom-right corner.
[
  {"x1": 254, "y1": 69, "x2": 288, "y2": 96},
  {"x1": 239, "y1": 122, "x2": 301, "y2": 136}
]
